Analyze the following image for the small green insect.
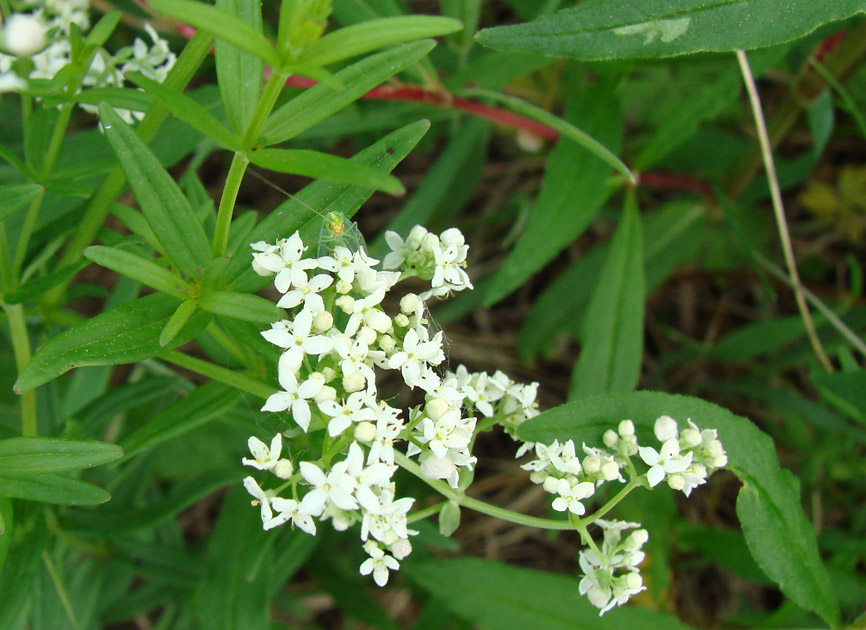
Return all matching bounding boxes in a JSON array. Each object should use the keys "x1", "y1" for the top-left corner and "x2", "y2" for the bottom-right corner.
[{"x1": 317, "y1": 211, "x2": 366, "y2": 257}]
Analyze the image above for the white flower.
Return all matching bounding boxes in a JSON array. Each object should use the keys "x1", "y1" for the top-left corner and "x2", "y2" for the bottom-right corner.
[
  {"x1": 420, "y1": 410, "x2": 472, "y2": 459},
  {"x1": 299, "y1": 460, "x2": 357, "y2": 516},
  {"x1": 550, "y1": 440, "x2": 582, "y2": 476},
  {"x1": 269, "y1": 497, "x2": 317, "y2": 534},
  {"x1": 261, "y1": 370, "x2": 324, "y2": 432},
  {"x1": 243, "y1": 476, "x2": 277, "y2": 527},
  {"x1": 253, "y1": 233, "x2": 318, "y2": 293},
  {"x1": 242, "y1": 433, "x2": 282, "y2": 471},
  {"x1": 317, "y1": 246, "x2": 361, "y2": 283},
  {"x1": 639, "y1": 438, "x2": 693, "y2": 487},
  {"x1": 388, "y1": 328, "x2": 444, "y2": 389},
  {"x1": 419, "y1": 452, "x2": 457, "y2": 482},
  {"x1": 318, "y1": 392, "x2": 378, "y2": 437},
  {"x1": 344, "y1": 288, "x2": 390, "y2": 337},
  {"x1": 359, "y1": 545, "x2": 400, "y2": 587},
  {"x1": 276, "y1": 273, "x2": 333, "y2": 313},
  {"x1": 262, "y1": 310, "x2": 334, "y2": 371},
  {"x1": 3, "y1": 14, "x2": 46, "y2": 57},
  {"x1": 551, "y1": 478, "x2": 595, "y2": 515}
]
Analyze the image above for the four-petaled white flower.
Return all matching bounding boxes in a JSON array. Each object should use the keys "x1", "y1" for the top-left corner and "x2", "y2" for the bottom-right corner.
[
  {"x1": 261, "y1": 370, "x2": 324, "y2": 432},
  {"x1": 359, "y1": 545, "x2": 400, "y2": 587},
  {"x1": 298, "y1": 460, "x2": 358, "y2": 516},
  {"x1": 242, "y1": 433, "x2": 282, "y2": 471},
  {"x1": 269, "y1": 497, "x2": 317, "y2": 534},
  {"x1": 638, "y1": 438, "x2": 693, "y2": 487},
  {"x1": 551, "y1": 478, "x2": 595, "y2": 515},
  {"x1": 277, "y1": 273, "x2": 333, "y2": 313}
]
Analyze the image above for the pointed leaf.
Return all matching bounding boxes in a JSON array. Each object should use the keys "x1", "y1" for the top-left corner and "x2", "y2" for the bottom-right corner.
[
  {"x1": 570, "y1": 194, "x2": 644, "y2": 399},
  {"x1": 261, "y1": 40, "x2": 436, "y2": 145},
  {"x1": 199, "y1": 290, "x2": 282, "y2": 324},
  {"x1": 0, "y1": 474, "x2": 111, "y2": 505},
  {"x1": 476, "y1": 0, "x2": 866, "y2": 60},
  {"x1": 0, "y1": 183, "x2": 42, "y2": 222},
  {"x1": 0, "y1": 438, "x2": 123, "y2": 475},
  {"x1": 99, "y1": 102, "x2": 211, "y2": 277},
  {"x1": 84, "y1": 245, "x2": 192, "y2": 298},
  {"x1": 249, "y1": 148, "x2": 404, "y2": 194},
  {"x1": 14, "y1": 293, "x2": 211, "y2": 394}
]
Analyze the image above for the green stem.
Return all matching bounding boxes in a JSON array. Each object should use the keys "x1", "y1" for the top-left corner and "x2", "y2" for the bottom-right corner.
[
  {"x1": 41, "y1": 103, "x2": 75, "y2": 177},
  {"x1": 161, "y1": 350, "x2": 275, "y2": 399},
  {"x1": 393, "y1": 451, "x2": 574, "y2": 531},
  {"x1": 12, "y1": 188, "x2": 45, "y2": 276},
  {"x1": 212, "y1": 151, "x2": 250, "y2": 258},
  {"x1": 6, "y1": 303, "x2": 36, "y2": 436},
  {"x1": 407, "y1": 501, "x2": 446, "y2": 524},
  {"x1": 241, "y1": 71, "x2": 287, "y2": 149},
  {"x1": 42, "y1": 551, "x2": 81, "y2": 630},
  {"x1": 574, "y1": 477, "x2": 641, "y2": 528}
]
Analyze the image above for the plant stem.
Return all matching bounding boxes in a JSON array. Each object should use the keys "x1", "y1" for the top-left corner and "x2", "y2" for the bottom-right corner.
[
  {"x1": 6, "y1": 303, "x2": 36, "y2": 436},
  {"x1": 161, "y1": 350, "x2": 275, "y2": 399},
  {"x1": 242, "y1": 71, "x2": 287, "y2": 148},
  {"x1": 12, "y1": 188, "x2": 45, "y2": 276},
  {"x1": 212, "y1": 151, "x2": 250, "y2": 258},
  {"x1": 393, "y1": 451, "x2": 573, "y2": 531},
  {"x1": 407, "y1": 501, "x2": 446, "y2": 524},
  {"x1": 575, "y1": 478, "x2": 641, "y2": 528},
  {"x1": 736, "y1": 50, "x2": 833, "y2": 373}
]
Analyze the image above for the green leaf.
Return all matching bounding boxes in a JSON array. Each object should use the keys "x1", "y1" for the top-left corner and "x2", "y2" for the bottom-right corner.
[
  {"x1": 812, "y1": 368, "x2": 866, "y2": 425},
  {"x1": 228, "y1": 119, "x2": 430, "y2": 285},
  {"x1": 0, "y1": 183, "x2": 43, "y2": 222},
  {"x1": 484, "y1": 79, "x2": 622, "y2": 306},
  {"x1": 570, "y1": 193, "x2": 644, "y2": 399},
  {"x1": 408, "y1": 557, "x2": 695, "y2": 629},
  {"x1": 214, "y1": 0, "x2": 264, "y2": 133},
  {"x1": 63, "y1": 468, "x2": 243, "y2": 537},
  {"x1": 84, "y1": 10, "x2": 121, "y2": 46},
  {"x1": 127, "y1": 72, "x2": 240, "y2": 151},
  {"x1": 0, "y1": 474, "x2": 111, "y2": 505},
  {"x1": 3, "y1": 261, "x2": 88, "y2": 304},
  {"x1": 99, "y1": 103, "x2": 211, "y2": 278},
  {"x1": 84, "y1": 245, "x2": 192, "y2": 298},
  {"x1": 121, "y1": 382, "x2": 241, "y2": 458},
  {"x1": 159, "y1": 299, "x2": 198, "y2": 347},
  {"x1": 199, "y1": 291, "x2": 282, "y2": 324},
  {"x1": 261, "y1": 40, "x2": 436, "y2": 145},
  {"x1": 0, "y1": 498, "x2": 11, "y2": 572},
  {"x1": 249, "y1": 147, "x2": 404, "y2": 194},
  {"x1": 150, "y1": 0, "x2": 279, "y2": 67},
  {"x1": 0, "y1": 438, "x2": 123, "y2": 475},
  {"x1": 518, "y1": 392, "x2": 840, "y2": 628},
  {"x1": 299, "y1": 16, "x2": 462, "y2": 66},
  {"x1": 475, "y1": 1, "x2": 866, "y2": 60},
  {"x1": 43, "y1": 86, "x2": 153, "y2": 112},
  {"x1": 465, "y1": 88, "x2": 633, "y2": 183},
  {"x1": 0, "y1": 524, "x2": 44, "y2": 627},
  {"x1": 14, "y1": 293, "x2": 211, "y2": 394}
]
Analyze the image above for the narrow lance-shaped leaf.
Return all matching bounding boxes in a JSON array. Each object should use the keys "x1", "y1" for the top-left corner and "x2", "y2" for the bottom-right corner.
[
  {"x1": 475, "y1": 0, "x2": 866, "y2": 60},
  {"x1": 249, "y1": 148, "x2": 405, "y2": 195},
  {"x1": 160, "y1": 299, "x2": 198, "y2": 347},
  {"x1": 261, "y1": 40, "x2": 436, "y2": 145},
  {"x1": 84, "y1": 245, "x2": 192, "y2": 298},
  {"x1": 0, "y1": 438, "x2": 123, "y2": 475},
  {"x1": 214, "y1": 0, "x2": 264, "y2": 133},
  {"x1": 199, "y1": 290, "x2": 283, "y2": 324},
  {"x1": 150, "y1": 0, "x2": 279, "y2": 67},
  {"x1": 0, "y1": 474, "x2": 112, "y2": 505},
  {"x1": 570, "y1": 193, "x2": 644, "y2": 399},
  {"x1": 14, "y1": 293, "x2": 211, "y2": 394},
  {"x1": 298, "y1": 16, "x2": 462, "y2": 66},
  {"x1": 517, "y1": 392, "x2": 840, "y2": 629},
  {"x1": 0, "y1": 183, "x2": 43, "y2": 222},
  {"x1": 127, "y1": 72, "x2": 240, "y2": 151},
  {"x1": 99, "y1": 103, "x2": 211, "y2": 277}
]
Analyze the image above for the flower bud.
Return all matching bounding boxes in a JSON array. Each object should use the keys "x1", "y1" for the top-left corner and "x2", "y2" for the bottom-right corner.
[
  {"x1": 421, "y1": 233, "x2": 439, "y2": 253},
  {"x1": 707, "y1": 440, "x2": 725, "y2": 457},
  {"x1": 273, "y1": 459, "x2": 294, "y2": 479},
  {"x1": 425, "y1": 398, "x2": 450, "y2": 421},
  {"x1": 335, "y1": 295, "x2": 354, "y2": 314},
  {"x1": 542, "y1": 476, "x2": 560, "y2": 494},
  {"x1": 400, "y1": 293, "x2": 420, "y2": 314},
  {"x1": 335, "y1": 279, "x2": 352, "y2": 294},
  {"x1": 420, "y1": 453, "x2": 457, "y2": 482},
  {"x1": 603, "y1": 429, "x2": 618, "y2": 448},
  {"x1": 601, "y1": 460, "x2": 620, "y2": 481},
  {"x1": 587, "y1": 587, "x2": 610, "y2": 610},
  {"x1": 394, "y1": 313, "x2": 409, "y2": 328},
  {"x1": 378, "y1": 334, "x2": 396, "y2": 353},
  {"x1": 390, "y1": 538, "x2": 413, "y2": 560},
  {"x1": 618, "y1": 419, "x2": 635, "y2": 437},
  {"x1": 630, "y1": 529, "x2": 649, "y2": 547},
  {"x1": 583, "y1": 456, "x2": 601, "y2": 475},
  {"x1": 354, "y1": 421, "x2": 376, "y2": 443},
  {"x1": 528, "y1": 470, "x2": 547, "y2": 485},
  {"x1": 356, "y1": 326, "x2": 377, "y2": 345},
  {"x1": 681, "y1": 428, "x2": 701, "y2": 448},
  {"x1": 654, "y1": 415, "x2": 678, "y2": 442},
  {"x1": 314, "y1": 385, "x2": 337, "y2": 404},
  {"x1": 624, "y1": 572, "x2": 643, "y2": 590},
  {"x1": 3, "y1": 14, "x2": 46, "y2": 57},
  {"x1": 312, "y1": 311, "x2": 333, "y2": 332},
  {"x1": 342, "y1": 372, "x2": 366, "y2": 393},
  {"x1": 667, "y1": 473, "x2": 685, "y2": 491},
  {"x1": 366, "y1": 309, "x2": 391, "y2": 333}
]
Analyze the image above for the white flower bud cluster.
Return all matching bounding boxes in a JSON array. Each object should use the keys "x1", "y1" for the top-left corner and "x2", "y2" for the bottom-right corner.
[
  {"x1": 245, "y1": 224, "x2": 490, "y2": 587},
  {"x1": 1, "y1": 2, "x2": 175, "y2": 123},
  {"x1": 578, "y1": 520, "x2": 649, "y2": 615},
  {"x1": 382, "y1": 226, "x2": 473, "y2": 299}
]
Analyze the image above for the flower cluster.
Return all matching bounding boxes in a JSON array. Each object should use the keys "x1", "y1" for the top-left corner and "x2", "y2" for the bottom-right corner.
[
  {"x1": 244, "y1": 224, "x2": 490, "y2": 586},
  {"x1": 579, "y1": 520, "x2": 649, "y2": 615},
  {"x1": 1, "y1": 0, "x2": 175, "y2": 122}
]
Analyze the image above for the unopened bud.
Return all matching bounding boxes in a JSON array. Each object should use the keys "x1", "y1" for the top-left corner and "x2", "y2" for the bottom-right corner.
[
  {"x1": 654, "y1": 415, "x2": 678, "y2": 442},
  {"x1": 312, "y1": 311, "x2": 333, "y2": 331},
  {"x1": 603, "y1": 430, "x2": 618, "y2": 448},
  {"x1": 342, "y1": 372, "x2": 365, "y2": 393},
  {"x1": 667, "y1": 474, "x2": 685, "y2": 491},
  {"x1": 390, "y1": 538, "x2": 412, "y2": 560},
  {"x1": 618, "y1": 420, "x2": 635, "y2": 437},
  {"x1": 366, "y1": 309, "x2": 391, "y2": 333},
  {"x1": 354, "y1": 421, "x2": 376, "y2": 443},
  {"x1": 400, "y1": 293, "x2": 420, "y2": 314},
  {"x1": 335, "y1": 295, "x2": 354, "y2": 314},
  {"x1": 394, "y1": 313, "x2": 410, "y2": 328},
  {"x1": 378, "y1": 334, "x2": 396, "y2": 353},
  {"x1": 425, "y1": 398, "x2": 450, "y2": 421},
  {"x1": 3, "y1": 14, "x2": 46, "y2": 57},
  {"x1": 356, "y1": 326, "x2": 377, "y2": 345},
  {"x1": 630, "y1": 529, "x2": 649, "y2": 547},
  {"x1": 542, "y1": 476, "x2": 559, "y2": 494},
  {"x1": 601, "y1": 460, "x2": 620, "y2": 481},
  {"x1": 335, "y1": 279, "x2": 352, "y2": 294},
  {"x1": 314, "y1": 385, "x2": 337, "y2": 404},
  {"x1": 273, "y1": 459, "x2": 294, "y2": 479},
  {"x1": 583, "y1": 456, "x2": 601, "y2": 474},
  {"x1": 681, "y1": 428, "x2": 701, "y2": 448}
]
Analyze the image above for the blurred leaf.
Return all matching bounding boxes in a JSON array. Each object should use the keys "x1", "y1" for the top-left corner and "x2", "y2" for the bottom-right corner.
[
  {"x1": 484, "y1": 79, "x2": 622, "y2": 306},
  {"x1": 84, "y1": 245, "x2": 192, "y2": 298},
  {"x1": 476, "y1": 1, "x2": 866, "y2": 60},
  {"x1": 14, "y1": 293, "x2": 211, "y2": 394},
  {"x1": 0, "y1": 184, "x2": 42, "y2": 222},
  {"x1": 812, "y1": 369, "x2": 866, "y2": 425},
  {"x1": 249, "y1": 147, "x2": 405, "y2": 194},
  {"x1": 214, "y1": 0, "x2": 264, "y2": 134},
  {"x1": 570, "y1": 193, "x2": 644, "y2": 399},
  {"x1": 299, "y1": 16, "x2": 461, "y2": 66},
  {"x1": 229, "y1": 119, "x2": 430, "y2": 286},
  {"x1": 63, "y1": 468, "x2": 243, "y2": 537},
  {"x1": 128, "y1": 72, "x2": 240, "y2": 151},
  {"x1": 678, "y1": 524, "x2": 770, "y2": 584},
  {"x1": 0, "y1": 474, "x2": 112, "y2": 505},
  {"x1": 0, "y1": 438, "x2": 123, "y2": 475},
  {"x1": 710, "y1": 315, "x2": 811, "y2": 361},
  {"x1": 518, "y1": 392, "x2": 840, "y2": 629},
  {"x1": 408, "y1": 557, "x2": 694, "y2": 629},
  {"x1": 0, "y1": 498, "x2": 11, "y2": 572},
  {"x1": 121, "y1": 382, "x2": 241, "y2": 458},
  {"x1": 261, "y1": 40, "x2": 436, "y2": 145},
  {"x1": 199, "y1": 291, "x2": 283, "y2": 324},
  {"x1": 99, "y1": 102, "x2": 211, "y2": 278},
  {"x1": 84, "y1": 10, "x2": 121, "y2": 46},
  {"x1": 0, "y1": 523, "x2": 45, "y2": 627},
  {"x1": 77, "y1": 376, "x2": 182, "y2": 435},
  {"x1": 151, "y1": 0, "x2": 279, "y2": 66}
]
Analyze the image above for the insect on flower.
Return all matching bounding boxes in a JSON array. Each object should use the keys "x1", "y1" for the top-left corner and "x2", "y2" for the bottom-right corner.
[{"x1": 317, "y1": 210, "x2": 366, "y2": 256}]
